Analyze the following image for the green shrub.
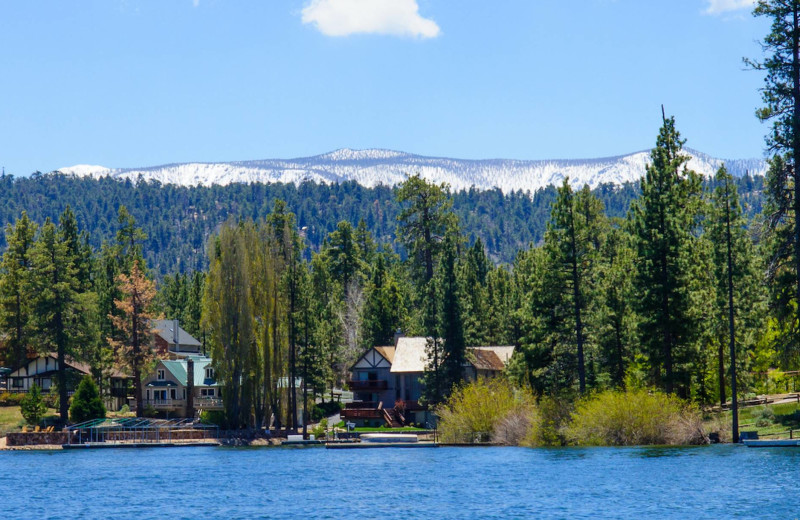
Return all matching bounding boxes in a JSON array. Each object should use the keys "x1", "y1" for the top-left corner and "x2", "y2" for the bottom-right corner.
[
  {"x1": 436, "y1": 378, "x2": 537, "y2": 444},
  {"x1": 69, "y1": 376, "x2": 106, "y2": 424},
  {"x1": 311, "y1": 401, "x2": 343, "y2": 422},
  {"x1": 0, "y1": 392, "x2": 25, "y2": 406},
  {"x1": 311, "y1": 418, "x2": 328, "y2": 439},
  {"x1": 753, "y1": 405, "x2": 775, "y2": 427},
  {"x1": 119, "y1": 404, "x2": 131, "y2": 414},
  {"x1": 199, "y1": 410, "x2": 225, "y2": 426},
  {"x1": 567, "y1": 389, "x2": 706, "y2": 446},
  {"x1": 20, "y1": 385, "x2": 48, "y2": 426}
]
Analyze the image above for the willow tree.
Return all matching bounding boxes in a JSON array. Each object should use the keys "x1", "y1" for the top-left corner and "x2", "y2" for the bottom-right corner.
[{"x1": 203, "y1": 223, "x2": 255, "y2": 428}]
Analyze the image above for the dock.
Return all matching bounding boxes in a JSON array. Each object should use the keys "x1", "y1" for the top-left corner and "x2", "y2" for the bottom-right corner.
[
  {"x1": 62, "y1": 441, "x2": 220, "y2": 449},
  {"x1": 325, "y1": 441, "x2": 438, "y2": 449},
  {"x1": 743, "y1": 439, "x2": 800, "y2": 448}
]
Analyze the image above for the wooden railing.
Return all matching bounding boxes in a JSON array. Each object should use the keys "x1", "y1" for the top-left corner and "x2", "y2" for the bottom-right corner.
[{"x1": 342, "y1": 408, "x2": 383, "y2": 420}]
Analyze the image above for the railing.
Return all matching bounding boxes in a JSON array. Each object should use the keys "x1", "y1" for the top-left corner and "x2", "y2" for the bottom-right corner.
[
  {"x1": 195, "y1": 397, "x2": 223, "y2": 409},
  {"x1": 342, "y1": 409, "x2": 384, "y2": 419},
  {"x1": 344, "y1": 401, "x2": 379, "y2": 409},
  {"x1": 143, "y1": 399, "x2": 185, "y2": 408},
  {"x1": 348, "y1": 380, "x2": 388, "y2": 392}
]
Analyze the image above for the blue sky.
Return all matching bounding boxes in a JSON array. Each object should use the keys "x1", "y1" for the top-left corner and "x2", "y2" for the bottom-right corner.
[{"x1": 0, "y1": 0, "x2": 771, "y2": 175}]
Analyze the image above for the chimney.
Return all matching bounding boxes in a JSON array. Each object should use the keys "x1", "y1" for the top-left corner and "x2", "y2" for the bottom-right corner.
[
  {"x1": 173, "y1": 319, "x2": 180, "y2": 352},
  {"x1": 393, "y1": 329, "x2": 404, "y2": 346},
  {"x1": 186, "y1": 357, "x2": 195, "y2": 419}
]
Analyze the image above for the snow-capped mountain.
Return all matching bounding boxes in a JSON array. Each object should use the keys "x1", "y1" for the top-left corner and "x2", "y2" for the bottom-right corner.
[{"x1": 58, "y1": 148, "x2": 767, "y2": 194}]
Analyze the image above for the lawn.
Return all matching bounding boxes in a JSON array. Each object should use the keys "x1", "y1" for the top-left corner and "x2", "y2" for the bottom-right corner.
[
  {"x1": 0, "y1": 406, "x2": 60, "y2": 436},
  {"x1": 0, "y1": 406, "x2": 24, "y2": 435},
  {"x1": 717, "y1": 401, "x2": 800, "y2": 439}
]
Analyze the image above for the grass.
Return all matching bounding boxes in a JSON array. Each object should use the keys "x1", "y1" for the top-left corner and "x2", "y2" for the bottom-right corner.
[
  {"x1": 715, "y1": 401, "x2": 800, "y2": 439},
  {"x1": 353, "y1": 426, "x2": 429, "y2": 432},
  {"x1": 0, "y1": 406, "x2": 60, "y2": 436}
]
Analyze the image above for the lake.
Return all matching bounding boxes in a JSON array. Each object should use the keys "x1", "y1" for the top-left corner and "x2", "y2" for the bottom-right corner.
[{"x1": 0, "y1": 445, "x2": 797, "y2": 519}]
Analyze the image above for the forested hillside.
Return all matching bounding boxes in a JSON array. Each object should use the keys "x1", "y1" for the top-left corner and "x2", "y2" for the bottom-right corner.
[{"x1": 0, "y1": 172, "x2": 764, "y2": 277}]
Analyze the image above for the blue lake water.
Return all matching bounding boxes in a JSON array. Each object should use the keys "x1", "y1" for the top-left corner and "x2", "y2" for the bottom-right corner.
[{"x1": 1, "y1": 445, "x2": 798, "y2": 519}]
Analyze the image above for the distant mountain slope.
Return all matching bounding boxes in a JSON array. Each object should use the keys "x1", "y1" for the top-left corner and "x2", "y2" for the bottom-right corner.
[{"x1": 58, "y1": 148, "x2": 767, "y2": 193}]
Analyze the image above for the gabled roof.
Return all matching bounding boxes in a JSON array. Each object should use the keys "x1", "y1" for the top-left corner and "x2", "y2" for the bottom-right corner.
[
  {"x1": 9, "y1": 353, "x2": 129, "y2": 379},
  {"x1": 386, "y1": 338, "x2": 515, "y2": 374},
  {"x1": 390, "y1": 337, "x2": 429, "y2": 373},
  {"x1": 374, "y1": 346, "x2": 396, "y2": 364},
  {"x1": 153, "y1": 319, "x2": 202, "y2": 347},
  {"x1": 160, "y1": 356, "x2": 218, "y2": 387},
  {"x1": 469, "y1": 349, "x2": 505, "y2": 371}
]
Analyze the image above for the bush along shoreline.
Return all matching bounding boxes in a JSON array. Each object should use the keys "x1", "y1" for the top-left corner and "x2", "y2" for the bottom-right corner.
[{"x1": 435, "y1": 379, "x2": 709, "y2": 447}]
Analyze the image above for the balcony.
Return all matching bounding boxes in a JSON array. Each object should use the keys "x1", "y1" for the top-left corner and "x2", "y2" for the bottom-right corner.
[
  {"x1": 341, "y1": 408, "x2": 384, "y2": 420},
  {"x1": 195, "y1": 397, "x2": 223, "y2": 409},
  {"x1": 144, "y1": 399, "x2": 185, "y2": 409},
  {"x1": 348, "y1": 380, "x2": 388, "y2": 392}
]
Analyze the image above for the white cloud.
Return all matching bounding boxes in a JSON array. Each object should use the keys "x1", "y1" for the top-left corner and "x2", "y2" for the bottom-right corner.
[
  {"x1": 704, "y1": 0, "x2": 756, "y2": 15},
  {"x1": 301, "y1": 0, "x2": 440, "y2": 38}
]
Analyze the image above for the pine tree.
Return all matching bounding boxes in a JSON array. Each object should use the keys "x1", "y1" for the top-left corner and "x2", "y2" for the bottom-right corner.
[
  {"x1": 27, "y1": 219, "x2": 87, "y2": 423},
  {"x1": 20, "y1": 384, "x2": 48, "y2": 426},
  {"x1": 630, "y1": 114, "x2": 703, "y2": 395},
  {"x1": 545, "y1": 181, "x2": 605, "y2": 393},
  {"x1": 708, "y1": 166, "x2": 766, "y2": 412},
  {"x1": 748, "y1": 0, "x2": 800, "y2": 362},
  {"x1": 109, "y1": 261, "x2": 157, "y2": 419},
  {"x1": 0, "y1": 212, "x2": 37, "y2": 368},
  {"x1": 69, "y1": 375, "x2": 106, "y2": 423}
]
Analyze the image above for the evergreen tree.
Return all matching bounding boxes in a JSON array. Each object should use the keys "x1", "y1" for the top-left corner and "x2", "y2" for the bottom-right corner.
[
  {"x1": 437, "y1": 232, "x2": 466, "y2": 400},
  {"x1": 748, "y1": 0, "x2": 800, "y2": 361},
  {"x1": 708, "y1": 166, "x2": 766, "y2": 406},
  {"x1": 109, "y1": 261, "x2": 157, "y2": 419},
  {"x1": 361, "y1": 254, "x2": 405, "y2": 349},
  {"x1": 630, "y1": 114, "x2": 703, "y2": 395},
  {"x1": 20, "y1": 384, "x2": 48, "y2": 426},
  {"x1": 0, "y1": 212, "x2": 37, "y2": 367},
  {"x1": 69, "y1": 375, "x2": 106, "y2": 423},
  {"x1": 545, "y1": 181, "x2": 605, "y2": 393},
  {"x1": 27, "y1": 218, "x2": 89, "y2": 423}
]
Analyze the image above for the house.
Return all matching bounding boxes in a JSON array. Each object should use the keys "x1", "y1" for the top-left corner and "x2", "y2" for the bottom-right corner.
[
  {"x1": 141, "y1": 355, "x2": 221, "y2": 418},
  {"x1": 6, "y1": 353, "x2": 131, "y2": 411},
  {"x1": 153, "y1": 319, "x2": 203, "y2": 359},
  {"x1": 344, "y1": 337, "x2": 515, "y2": 427}
]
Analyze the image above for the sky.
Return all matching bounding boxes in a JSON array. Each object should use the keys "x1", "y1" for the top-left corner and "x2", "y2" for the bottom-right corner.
[{"x1": 0, "y1": 0, "x2": 774, "y2": 176}]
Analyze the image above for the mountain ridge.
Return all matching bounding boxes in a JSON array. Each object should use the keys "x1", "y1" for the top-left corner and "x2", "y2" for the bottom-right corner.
[{"x1": 58, "y1": 148, "x2": 768, "y2": 194}]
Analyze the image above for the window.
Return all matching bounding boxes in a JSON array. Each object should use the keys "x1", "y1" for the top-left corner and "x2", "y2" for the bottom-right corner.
[
  {"x1": 201, "y1": 388, "x2": 215, "y2": 397},
  {"x1": 205, "y1": 367, "x2": 214, "y2": 379},
  {"x1": 170, "y1": 389, "x2": 176, "y2": 400},
  {"x1": 157, "y1": 369, "x2": 165, "y2": 380}
]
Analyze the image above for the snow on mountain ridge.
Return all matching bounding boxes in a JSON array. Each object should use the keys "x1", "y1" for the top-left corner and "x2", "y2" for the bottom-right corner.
[{"x1": 56, "y1": 148, "x2": 767, "y2": 194}]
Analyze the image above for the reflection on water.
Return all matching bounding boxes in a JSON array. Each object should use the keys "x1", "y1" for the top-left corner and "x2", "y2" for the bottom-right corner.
[{"x1": 0, "y1": 445, "x2": 796, "y2": 519}]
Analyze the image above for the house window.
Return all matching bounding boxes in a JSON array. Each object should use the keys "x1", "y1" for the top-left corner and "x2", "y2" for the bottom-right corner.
[
  {"x1": 12, "y1": 378, "x2": 23, "y2": 388},
  {"x1": 170, "y1": 389, "x2": 176, "y2": 400},
  {"x1": 201, "y1": 388, "x2": 215, "y2": 397},
  {"x1": 157, "y1": 369, "x2": 165, "y2": 380},
  {"x1": 205, "y1": 367, "x2": 214, "y2": 379}
]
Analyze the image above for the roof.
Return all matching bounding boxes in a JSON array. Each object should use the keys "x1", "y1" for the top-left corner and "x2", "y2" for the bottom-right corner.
[
  {"x1": 48, "y1": 353, "x2": 129, "y2": 379},
  {"x1": 153, "y1": 319, "x2": 202, "y2": 347},
  {"x1": 469, "y1": 349, "x2": 505, "y2": 371},
  {"x1": 470, "y1": 346, "x2": 515, "y2": 365},
  {"x1": 390, "y1": 337, "x2": 430, "y2": 373},
  {"x1": 387, "y1": 338, "x2": 515, "y2": 374},
  {"x1": 161, "y1": 356, "x2": 218, "y2": 387},
  {"x1": 374, "y1": 346, "x2": 395, "y2": 364}
]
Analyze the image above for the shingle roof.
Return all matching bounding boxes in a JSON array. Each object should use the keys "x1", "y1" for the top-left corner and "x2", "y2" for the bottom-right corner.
[
  {"x1": 469, "y1": 349, "x2": 505, "y2": 371},
  {"x1": 390, "y1": 337, "x2": 430, "y2": 373},
  {"x1": 374, "y1": 346, "x2": 396, "y2": 364},
  {"x1": 387, "y1": 338, "x2": 515, "y2": 374},
  {"x1": 153, "y1": 319, "x2": 202, "y2": 347}
]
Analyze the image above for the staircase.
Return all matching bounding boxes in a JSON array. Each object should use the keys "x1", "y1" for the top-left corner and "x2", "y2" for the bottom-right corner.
[{"x1": 383, "y1": 408, "x2": 405, "y2": 428}]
